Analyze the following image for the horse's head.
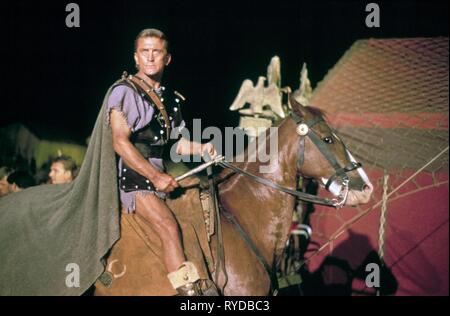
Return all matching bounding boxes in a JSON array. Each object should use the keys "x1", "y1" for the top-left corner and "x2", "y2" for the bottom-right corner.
[{"x1": 287, "y1": 96, "x2": 373, "y2": 207}]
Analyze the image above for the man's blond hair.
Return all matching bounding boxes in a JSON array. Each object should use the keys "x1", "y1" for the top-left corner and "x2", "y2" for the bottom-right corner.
[{"x1": 134, "y1": 28, "x2": 169, "y2": 53}]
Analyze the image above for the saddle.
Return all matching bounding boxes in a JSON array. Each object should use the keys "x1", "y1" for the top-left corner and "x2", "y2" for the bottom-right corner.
[{"x1": 94, "y1": 177, "x2": 220, "y2": 296}]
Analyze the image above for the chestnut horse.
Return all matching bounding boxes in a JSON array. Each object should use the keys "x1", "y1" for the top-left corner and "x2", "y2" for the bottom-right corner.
[{"x1": 94, "y1": 97, "x2": 373, "y2": 296}]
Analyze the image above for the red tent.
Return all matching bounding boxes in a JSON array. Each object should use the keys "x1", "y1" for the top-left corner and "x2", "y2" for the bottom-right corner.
[{"x1": 305, "y1": 37, "x2": 448, "y2": 296}]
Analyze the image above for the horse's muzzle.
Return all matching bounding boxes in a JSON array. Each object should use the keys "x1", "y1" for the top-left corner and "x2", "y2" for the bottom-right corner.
[{"x1": 345, "y1": 182, "x2": 373, "y2": 206}]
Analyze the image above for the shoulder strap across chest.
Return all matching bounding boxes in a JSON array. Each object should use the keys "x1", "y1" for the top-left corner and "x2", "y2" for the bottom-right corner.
[{"x1": 121, "y1": 72, "x2": 171, "y2": 137}]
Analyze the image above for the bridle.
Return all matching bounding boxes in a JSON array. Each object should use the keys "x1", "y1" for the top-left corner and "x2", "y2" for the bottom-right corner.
[
  {"x1": 218, "y1": 111, "x2": 363, "y2": 208},
  {"x1": 290, "y1": 111, "x2": 362, "y2": 207}
]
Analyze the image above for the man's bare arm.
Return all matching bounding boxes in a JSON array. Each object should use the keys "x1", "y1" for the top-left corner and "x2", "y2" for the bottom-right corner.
[{"x1": 109, "y1": 109, "x2": 178, "y2": 192}]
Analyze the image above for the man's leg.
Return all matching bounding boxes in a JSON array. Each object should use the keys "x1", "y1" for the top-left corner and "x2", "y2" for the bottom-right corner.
[
  {"x1": 135, "y1": 193, "x2": 185, "y2": 272},
  {"x1": 134, "y1": 192, "x2": 217, "y2": 296}
]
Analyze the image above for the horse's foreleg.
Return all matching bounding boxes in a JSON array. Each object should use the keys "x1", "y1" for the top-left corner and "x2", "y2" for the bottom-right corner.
[{"x1": 215, "y1": 218, "x2": 271, "y2": 296}]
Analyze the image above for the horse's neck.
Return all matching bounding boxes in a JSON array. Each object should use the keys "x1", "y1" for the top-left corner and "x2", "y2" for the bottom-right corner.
[{"x1": 218, "y1": 120, "x2": 299, "y2": 264}]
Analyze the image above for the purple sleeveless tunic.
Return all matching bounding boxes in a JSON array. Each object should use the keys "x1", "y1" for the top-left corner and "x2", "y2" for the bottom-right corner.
[{"x1": 106, "y1": 84, "x2": 185, "y2": 213}]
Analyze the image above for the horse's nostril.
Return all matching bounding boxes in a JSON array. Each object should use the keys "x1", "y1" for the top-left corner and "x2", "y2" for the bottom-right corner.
[{"x1": 363, "y1": 184, "x2": 371, "y2": 193}]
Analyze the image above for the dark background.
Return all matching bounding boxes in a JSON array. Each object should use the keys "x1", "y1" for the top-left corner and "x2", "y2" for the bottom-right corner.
[{"x1": 0, "y1": 0, "x2": 448, "y2": 144}]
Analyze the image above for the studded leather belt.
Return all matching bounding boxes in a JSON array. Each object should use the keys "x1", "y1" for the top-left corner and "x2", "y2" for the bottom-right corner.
[
  {"x1": 119, "y1": 146, "x2": 164, "y2": 193},
  {"x1": 119, "y1": 163, "x2": 156, "y2": 193}
]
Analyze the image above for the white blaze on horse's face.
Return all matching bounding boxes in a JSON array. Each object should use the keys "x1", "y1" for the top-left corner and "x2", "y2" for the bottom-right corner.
[{"x1": 344, "y1": 149, "x2": 373, "y2": 206}]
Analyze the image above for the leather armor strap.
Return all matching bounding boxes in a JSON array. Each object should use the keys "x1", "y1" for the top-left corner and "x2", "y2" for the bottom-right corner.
[{"x1": 127, "y1": 74, "x2": 172, "y2": 137}]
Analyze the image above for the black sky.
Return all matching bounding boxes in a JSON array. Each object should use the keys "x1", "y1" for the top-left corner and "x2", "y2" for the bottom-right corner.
[{"x1": 0, "y1": 0, "x2": 448, "y2": 144}]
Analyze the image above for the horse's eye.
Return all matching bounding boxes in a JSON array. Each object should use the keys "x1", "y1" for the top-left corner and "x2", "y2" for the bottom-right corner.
[{"x1": 323, "y1": 136, "x2": 334, "y2": 144}]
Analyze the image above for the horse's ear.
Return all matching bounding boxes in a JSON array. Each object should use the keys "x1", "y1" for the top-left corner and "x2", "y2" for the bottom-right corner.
[{"x1": 289, "y1": 94, "x2": 308, "y2": 118}]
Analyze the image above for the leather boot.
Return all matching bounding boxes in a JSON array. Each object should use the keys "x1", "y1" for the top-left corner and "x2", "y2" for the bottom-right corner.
[
  {"x1": 167, "y1": 261, "x2": 219, "y2": 296},
  {"x1": 167, "y1": 261, "x2": 202, "y2": 296}
]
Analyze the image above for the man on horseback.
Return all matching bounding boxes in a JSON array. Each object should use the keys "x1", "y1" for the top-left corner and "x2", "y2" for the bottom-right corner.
[
  {"x1": 0, "y1": 28, "x2": 373, "y2": 297},
  {"x1": 107, "y1": 28, "x2": 217, "y2": 296}
]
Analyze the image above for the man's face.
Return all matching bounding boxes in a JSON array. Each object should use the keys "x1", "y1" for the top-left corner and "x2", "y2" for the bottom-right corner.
[
  {"x1": 0, "y1": 176, "x2": 10, "y2": 197},
  {"x1": 134, "y1": 36, "x2": 171, "y2": 78},
  {"x1": 49, "y1": 162, "x2": 73, "y2": 184}
]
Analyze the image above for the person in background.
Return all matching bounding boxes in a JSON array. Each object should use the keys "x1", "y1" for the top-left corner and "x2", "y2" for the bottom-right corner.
[{"x1": 48, "y1": 155, "x2": 78, "y2": 184}]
